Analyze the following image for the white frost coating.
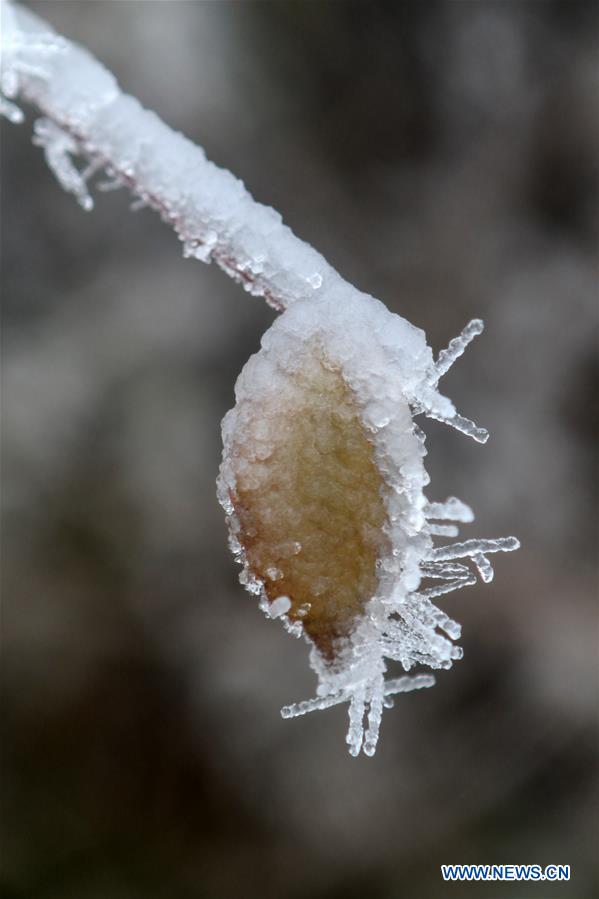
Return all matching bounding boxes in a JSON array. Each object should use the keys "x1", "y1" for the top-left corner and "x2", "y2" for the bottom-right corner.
[
  {"x1": 1, "y1": 2, "x2": 345, "y2": 313},
  {"x1": 2, "y1": 2, "x2": 520, "y2": 755}
]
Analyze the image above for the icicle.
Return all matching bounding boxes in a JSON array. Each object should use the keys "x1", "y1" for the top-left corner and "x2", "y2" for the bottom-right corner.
[
  {"x1": 281, "y1": 690, "x2": 349, "y2": 719},
  {"x1": 424, "y1": 497, "x2": 474, "y2": 523},
  {"x1": 346, "y1": 686, "x2": 366, "y2": 756},
  {"x1": 473, "y1": 552, "x2": 494, "y2": 583},
  {"x1": 407, "y1": 594, "x2": 462, "y2": 640},
  {"x1": 32, "y1": 118, "x2": 93, "y2": 210},
  {"x1": 283, "y1": 672, "x2": 435, "y2": 757},
  {"x1": 420, "y1": 561, "x2": 473, "y2": 579},
  {"x1": 362, "y1": 688, "x2": 384, "y2": 757},
  {"x1": 428, "y1": 523, "x2": 459, "y2": 537},
  {"x1": 432, "y1": 536, "x2": 520, "y2": 562},
  {"x1": 417, "y1": 575, "x2": 477, "y2": 599},
  {"x1": 431, "y1": 319, "x2": 484, "y2": 382},
  {"x1": 383, "y1": 674, "x2": 436, "y2": 695},
  {"x1": 0, "y1": 96, "x2": 24, "y2": 122},
  {"x1": 424, "y1": 407, "x2": 489, "y2": 444}
]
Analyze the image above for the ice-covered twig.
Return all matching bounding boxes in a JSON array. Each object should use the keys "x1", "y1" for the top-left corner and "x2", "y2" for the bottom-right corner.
[
  {"x1": 3, "y1": 2, "x2": 521, "y2": 756},
  {"x1": 1, "y1": 1, "x2": 351, "y2": 313}
]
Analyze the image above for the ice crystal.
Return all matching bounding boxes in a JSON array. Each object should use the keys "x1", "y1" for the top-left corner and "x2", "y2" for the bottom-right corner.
[{"x1": 2, "y1": 2, "x2": 520, "y2": 756}]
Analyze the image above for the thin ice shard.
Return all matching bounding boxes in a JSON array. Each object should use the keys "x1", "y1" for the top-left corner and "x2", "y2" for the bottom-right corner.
[
  {"x1": 347, "y1": 687, "x2": 367, "y2": 756},
  {"x1": 0, "y1": 95, "x2": 23, "y2": 122},
  {"x1": 431, "y1": 537, "x2": 520, "y2": 562},
  {"x1": 281, "y1": 673, "x2": 435, "y2": 720},
  {"x1": 363, "y1": 689, "x2": 384, "y2": 757},
  {"x1": 432, "y1": 319, "x2": 484, "y2": 381},
  {"x1": 32, "y1": 118, "x2": 94, "y2": 210},
  {"x1": 420, "y1": 561, "x2": 473, "y2": 578},
  {"x1": 384, "y1": 673, "x2": 436, "y2": 694},
  {"x1": 428, "y1": 523, "x2": 459, "y2": 537},
  {"x1": 424, "y1": 407, "x2": 489, "y2": 444},
  {"x1": 281, "y1": 690, "x2": 350, "y2": 719},
  {"x1": 424, "y1": 497, "x2": 474, "y2": 523},
  {"x1": 473, "y1": 553, "x2": 494, "y2": 583},
  {"x1": 417, "y1": 576, "x2": 477, "y2": 600}
]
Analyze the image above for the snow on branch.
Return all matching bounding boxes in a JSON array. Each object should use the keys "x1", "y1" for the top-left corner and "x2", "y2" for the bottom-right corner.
[
  {"x1": 1, "y1": 1, "x2": 341, "y2": 312},
  {"x1": 2, "y1": 2, "x2": 520, "y2": 756}
]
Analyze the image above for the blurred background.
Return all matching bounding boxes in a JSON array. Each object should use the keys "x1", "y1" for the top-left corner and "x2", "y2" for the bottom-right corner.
[{"x1": 2, "y1": 2, "x2": 598, "y2": 897}]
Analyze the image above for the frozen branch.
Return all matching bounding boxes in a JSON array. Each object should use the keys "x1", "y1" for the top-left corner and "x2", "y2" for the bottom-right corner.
[{"x1": 2, "y1": 2, "x2": 521, "y2": 756}]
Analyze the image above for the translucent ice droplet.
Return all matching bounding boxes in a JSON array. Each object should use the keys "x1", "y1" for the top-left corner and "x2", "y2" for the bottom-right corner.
[{"x1": 269, "y1": 595, "x2": 292, "y2": 618}]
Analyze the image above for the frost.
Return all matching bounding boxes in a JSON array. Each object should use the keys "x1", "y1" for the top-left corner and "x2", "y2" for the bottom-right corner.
[
  {"x1": 219, "y1": 294, "x2": 520, "y2": 755},
  {"x1": 2, "y1": 2, "x2": 520, "y2": 756}
]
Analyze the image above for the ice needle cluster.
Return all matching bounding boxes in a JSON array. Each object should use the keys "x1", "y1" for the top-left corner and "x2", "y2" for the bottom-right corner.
[
  {"x1": 2, "y1": 2, "x2": 519, "y2": 756},
  {"x1": 219, "y1": 298, "x2": 519, "y2": 755}
]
